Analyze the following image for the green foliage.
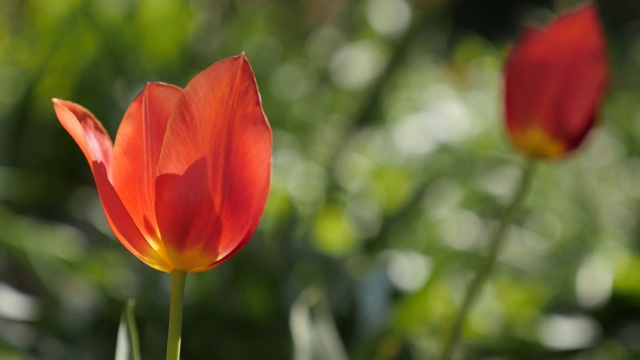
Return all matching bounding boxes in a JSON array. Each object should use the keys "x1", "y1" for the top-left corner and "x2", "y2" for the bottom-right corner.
[{"x1": 1, "y1": 0, "x2": 640, "y2": 359}]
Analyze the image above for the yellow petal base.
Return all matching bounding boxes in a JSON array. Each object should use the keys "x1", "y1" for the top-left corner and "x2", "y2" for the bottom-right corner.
[{"x1": 511, "y1": 125, "x2": 566, "y2": 159}]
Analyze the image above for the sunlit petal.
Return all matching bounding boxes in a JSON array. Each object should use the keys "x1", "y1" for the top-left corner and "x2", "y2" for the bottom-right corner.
[
  {"x1": 53, "y1": 99, "x2": 171, "y2": 271},
  {"x1": 53, "y1": 99, "x2": 113, "y2": 173},
  {"x1": 155, "y1": 54, "x2": 272, "y2": 271},
  {"x1": 111, "y1": 82, "x2": 182, "y2": 239},
  {"x1": 93, "y1": 162, "x2": 172, "y2": 272}
]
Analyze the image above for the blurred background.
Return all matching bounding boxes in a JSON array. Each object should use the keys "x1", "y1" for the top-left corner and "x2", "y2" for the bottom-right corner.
[{"x1": 2, "y1": 0, "x2": 640, "y2": 358}]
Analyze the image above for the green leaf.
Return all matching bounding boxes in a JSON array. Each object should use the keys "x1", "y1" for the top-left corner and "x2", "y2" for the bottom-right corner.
[
  {"x1": 290, "y1": 284, "x2": 348, "y2": 360},
  {"x1": 115, "y1": 299, "x2": 141, "y2": 360}
]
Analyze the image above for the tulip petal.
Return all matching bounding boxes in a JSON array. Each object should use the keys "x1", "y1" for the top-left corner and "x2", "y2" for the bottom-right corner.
[
  {"x1": 155, "y1": 54, "x2": 272, "y2": 271},
  {"x1": 155, "y1": 159, "x2": 220, "y2": 271},
  {"x1": 53, "y1": 99, "x2": 113, "y2": 172},
  {"x1": 554, "y1": 7, "x2": 608, "y2": 147},
  {"x1": 505, "y1": 3, "x2": 608, "y2": 156},
  {"x1": 93, "y1": 162, "x2": 172, "y2": 272},
  {"x1": 53, "y1": 99, "x2": 171, "y2": 272},
  {"x1": 505, "y1": 25, "x2": 564, "y2": 137},
  {"x1": 111, "y1": 83, "x2": 182, "y2": 239}
]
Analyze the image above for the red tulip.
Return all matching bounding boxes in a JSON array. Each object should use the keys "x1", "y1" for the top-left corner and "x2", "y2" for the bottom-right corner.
[
  {"x1": 504, "y1": 3, "x2": 609, "y2": 159},
  {"x1": 53, "y1": 54, "x2": 272, "y2": 273}
]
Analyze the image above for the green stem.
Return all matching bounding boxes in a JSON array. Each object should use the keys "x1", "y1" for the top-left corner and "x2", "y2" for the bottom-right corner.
[
  {"x1": 441, "y1": 158, "x2": 538, "y2": 360},
  {"x1": 166, "y1": 270, "x2": 187, "y2": 360}
]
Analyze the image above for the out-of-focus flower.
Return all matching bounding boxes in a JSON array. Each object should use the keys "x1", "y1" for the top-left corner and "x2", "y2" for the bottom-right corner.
[
  {"x1": 504, "y1": 3, "x2": 609, "y2": 159},
  {"x1": 53, "y1": 54, "x2": 272, "y2": 273}
]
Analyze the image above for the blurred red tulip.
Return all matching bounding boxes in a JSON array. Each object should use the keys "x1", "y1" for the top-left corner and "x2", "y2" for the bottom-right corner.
[
  {"x1": 504, "y1": 3, "x2": 609, "y2": 159},
  {"x1": 53, "y1": 54, "x2": 272, "y2": 273}
]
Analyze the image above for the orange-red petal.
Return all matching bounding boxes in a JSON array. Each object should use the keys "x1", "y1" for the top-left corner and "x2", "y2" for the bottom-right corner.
[
  {"x1": 111, "y1": 83, "x2": 182, "y2": 241},
  {"x1": 92, "y1": 162, "x2": 172, "y2": 271},
  {"x1": 53, "y1": 99, "x2": 113, "y2": 172},
  {"x1": 155, "y1": 159, "x2": 220, "y2": 271},
  {"x1": 155, "y1": 54, "x2": 272, "y2": 272},
  {"x1": 52, "y1": 99, "x2": 171, "y2": 271},
  {"x1": 504, "y1": 3, "x2": 608, "y2": 158}
]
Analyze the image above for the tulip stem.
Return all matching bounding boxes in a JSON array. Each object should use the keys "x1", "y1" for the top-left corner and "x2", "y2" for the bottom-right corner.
[
  {"x1": 166, "y1": 270, "x2": 187, "y2": 360},
  {"x1": 441, "y1": 158, "x2": 538, "y2": 360}
]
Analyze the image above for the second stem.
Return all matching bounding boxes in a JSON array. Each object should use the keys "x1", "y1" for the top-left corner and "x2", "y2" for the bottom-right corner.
[{"x1": 441, "y1": 158, "x2": 538, "y2": 360}]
